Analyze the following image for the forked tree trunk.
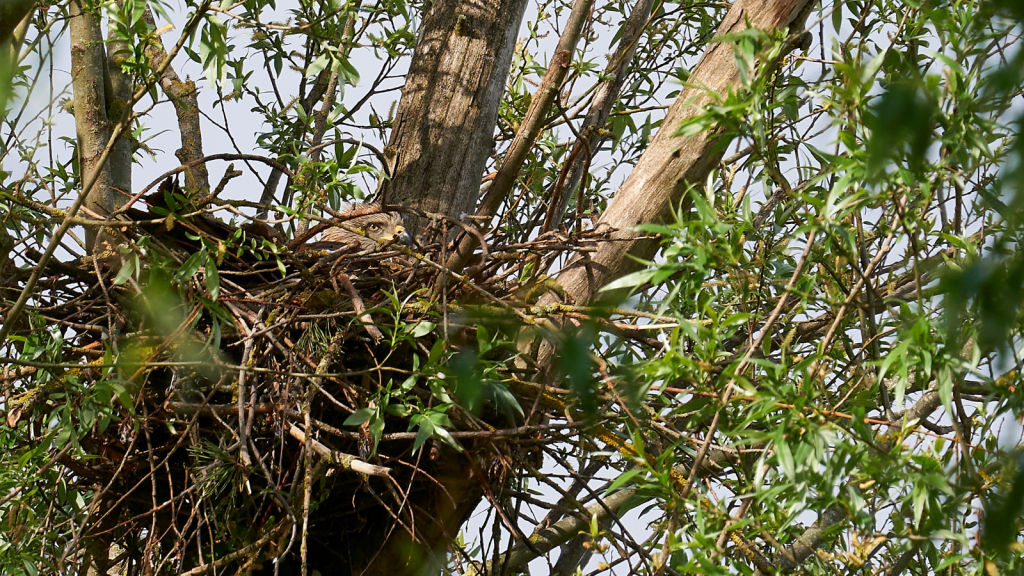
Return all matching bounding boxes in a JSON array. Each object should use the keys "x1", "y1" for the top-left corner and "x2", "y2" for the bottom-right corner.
[
  {"x1": 379, "y1": 0, "x2": 818, "y2": 572},
  {"x1": 69, "y1": 0, "x2": 114, "y2": 249},
  {"x1": 341, "y1": 1, "x2": 529, "y2": 574},
  {"x1": 385, "y1": 0, "x2": 530, "y2": 235}
]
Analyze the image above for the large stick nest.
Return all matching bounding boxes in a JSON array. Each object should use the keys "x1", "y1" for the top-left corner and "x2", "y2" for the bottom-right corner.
[{"x1": 0, "y1": 177, "x2": 621, "y2": 573}]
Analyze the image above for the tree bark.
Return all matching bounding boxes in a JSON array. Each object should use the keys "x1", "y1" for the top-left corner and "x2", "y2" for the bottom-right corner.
[
  {"x1": 319, "y1": 2, "x2": 530, "y2": 574},
  {"x1": 446, "y1": 0, "x2": 594, "y2": 275},
  {"x1": 142, "y1": 9, "x2": 209, "y2": 194},
  {"x1": 385, "y1": 0, "x2": 530, "y2": 235},
  {"x1": 551, "y1": 0, "x2": 815, "y2": 309},
  {"x1": 69, "y1": 0, "x2": 114, "y2": 249},
  {"x1": 106, "y1": 2, "x2": 132, "y2": 205}
]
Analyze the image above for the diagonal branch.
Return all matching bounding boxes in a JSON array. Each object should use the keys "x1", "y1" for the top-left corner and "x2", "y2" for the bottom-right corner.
[
  {"x1": 468, "y1": 486, "x2": 639, "y2": 575},
  {"x1": 142, "y1": 8, "x2": 210, "y2": 194},
  {"x1": 549, "y1": 0, "x2": 816, "y2": 311},
  {"x1": 446, "y1": 0, "x2": 594, "y2": 275}
]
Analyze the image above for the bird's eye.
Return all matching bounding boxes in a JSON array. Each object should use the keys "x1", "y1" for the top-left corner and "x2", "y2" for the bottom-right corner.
[{"x1": 367, "y1": 223, "x2": 381, "y2": 232}]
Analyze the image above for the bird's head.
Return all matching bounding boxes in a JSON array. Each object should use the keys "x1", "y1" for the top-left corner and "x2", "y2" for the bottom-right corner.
[
  {"x1": 320, "y1": 204, "x2": 411, "y2": 252},
  {"x1": 360, "y1": 213, "x2": 411, "y2": 248}
]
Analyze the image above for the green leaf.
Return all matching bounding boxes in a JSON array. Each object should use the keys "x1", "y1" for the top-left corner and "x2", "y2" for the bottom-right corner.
[
  {"x1": 489, "y1": 382, "x2": 524, "y2": 422},
  {"x1": 337, "y1": 57, "x2": 360, "y2": 85},
  {"x1": 412, "y1": 417, "x2": 433, "y2": 455},
  {"x1": 344, "y1": 408, "x2": 374, "y2": 426},
  {"x1": 113, "y1": 256, "x2": 136, "y2": 286},
  {"x1": 776, "y1": 432, "x2": 796, "y2": 479},
  {"x1": 205, "y1": 257, "x2": 220, "y2": 300},
  {"x1": 174, "y1": 250, "x2": 204, "y2": 285},
  {"x1": 860, "y1": 48, "x2": 888, "y2": 85},
  {"x1": 431, "y1": 424, "x2": 461, "y2": 452},
  {"x1": 307, "y1": 52, "x2": 331, "y2": 78},
  {"x1": 409, "y1": 321, "x2": 436, "y2": 338},
  {"x1": 599, "y1": 269, "x2": 658, "y2": 292},
  {"x1": 605, "y1": 468, "x2": 643, "y2": 495}
]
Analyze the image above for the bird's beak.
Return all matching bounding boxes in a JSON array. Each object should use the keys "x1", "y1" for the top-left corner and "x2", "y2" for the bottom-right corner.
[
  {"x1": 395, "y1": 225, "x2": 412, "y2": 246},
  {"x1": 380, "y1": 225, "x2": 412, "y2": 248}
]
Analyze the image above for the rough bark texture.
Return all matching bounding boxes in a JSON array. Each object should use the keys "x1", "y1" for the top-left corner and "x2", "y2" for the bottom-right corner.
[
  {"x1": 307, "y1": 2, "x2": 530, "y2": 574},
  {"x1": 551, "y1": 0, "x2": 814, "y2": 309},
  {"x1": 69, "y1": 0, "x2": 113, "y2": 248},
  {"x1": 142, "y1": 9, "x2": 209, "y2": 194},
  {"x1": 386, "y1": 0, "x2": 530, "y2": 234}
]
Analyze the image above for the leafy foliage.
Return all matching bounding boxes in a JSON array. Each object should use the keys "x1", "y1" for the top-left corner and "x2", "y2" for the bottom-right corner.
[{"x1": 2, "y1": 0, "x2": 1024, "y2": 575}]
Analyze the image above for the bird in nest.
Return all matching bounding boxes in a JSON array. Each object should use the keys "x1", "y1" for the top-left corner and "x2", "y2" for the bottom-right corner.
[{"x1": 318, "y1": 203, "x2": 411, "y2": 252}]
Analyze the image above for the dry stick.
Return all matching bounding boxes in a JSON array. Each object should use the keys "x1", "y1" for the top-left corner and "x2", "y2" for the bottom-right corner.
[
  {"x1": 301, "y1": 416, "x2": 313, "y2": 576},
  {"x1": 446, "y1": 0, "x2": 594, "y2": 275},
  {"x1": 288, "y1": 425, "x2": 391, "y2": 477},
  {"x1": 0, "y1": 1, "x2": 212, "y2": 345},
  {"x1": 237, "y1": 338, "x2": 255, "y2": 468},
  {"x1": 112, "y1": 152, "x2": 294, "y2": 216},
  {"x1": 221, "y1": 299, "x2": 258, "y2": 472},
  {"x1": 333, "y1": 269, "x2": 384, "y2": 341},
  {"x1": 178, "y1": 521, "x2": 292, "y2": 576},
  {"x1": 546, "y1": 0, "x2": 658, "y2": 226}
]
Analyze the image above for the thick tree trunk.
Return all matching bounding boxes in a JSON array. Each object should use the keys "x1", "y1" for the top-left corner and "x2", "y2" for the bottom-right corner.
[
  {"x1": 551, "y1": 0, "x2": 814, "y2": 308},
  {"x1": 385, "y1": 0, "x2": 529, "y2": 235},
  {"x1": 325, "y1": 2, "x2": 529, "y2": 574},
  {"x1": 446, "y1": 0, "x2": 593, "y2": 275},
  {"x1": 69, "y1": 0, "x2": 114, "y2": 248}
]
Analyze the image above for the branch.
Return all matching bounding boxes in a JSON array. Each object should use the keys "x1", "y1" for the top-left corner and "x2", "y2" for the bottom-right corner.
[
  {"x1": 178, "y1": 521, "x2": 292, "y2": 576},
  {"x1": 547, "y1": 0, "x2": 658, "y2": 226},
  {"x1": 142, "y1": 8, "x2": 210, "y2": 193},
  {"x1": 758, "y1": 387, "x2": 945, "y2": 574},
  {"x1": 0, "y1": 0, "x2": 212, "y2": 346},
  {"x1": 549, "y1": 0, "x2": 815, "y2": 310},
  {"x1": 468, "y1": 486, "x2": 638, "y2": 575},
  {"x1": 0, "y1": 0, "x2": 35, "y2": 44},
  {"x1": 447, "y1": 0, "x2": 594, "y2": 274},
  {"x1": 288, "y1": 424, "x2": 391, "y2": 477}
]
